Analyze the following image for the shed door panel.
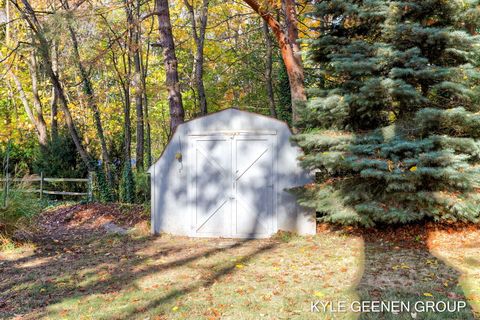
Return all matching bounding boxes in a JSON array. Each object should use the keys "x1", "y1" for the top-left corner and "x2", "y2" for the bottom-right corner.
[
  {"x1": 234, "y1": 137, "x2": 273, "y2": 237},
  {"x1": 193, "y1": 138, "x2": 231, "y2": 236},
  {"x1": 190, "y1": 134, "x2": 274, "y2": 238}
]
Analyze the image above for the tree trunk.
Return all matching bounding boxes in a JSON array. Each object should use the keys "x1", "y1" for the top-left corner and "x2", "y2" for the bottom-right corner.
[
  {"x1": 7, "y1": 68, "x2": 47, "y2": 147},
  {"x1": 5, "y1": 0, "x2": 10, "y2": 44},
  {"x1": 242, "y1": 0, "x2": 306, "y2": 125},
  {"x1": 142, "y1": 39, "x2": 152, "y2": 168},
  {"x1": 195, "y1": 45, "x2": 207, "y2": 116},
  {"x1": 184, "y1": 0, "x2": 209, "y2": 116},
  {"x1": 282, "y1": 0, "x2": 305, "y2": 124},
  {"x1": 3, "y1": 46, "x2": 48, "y2": 149},
  {"x1": 132, "y1": 0, "x2": 144, "y2": 171},
  {"x1": 144, "y1": 98, "x2": 151, "y2": 167},
  {"x1": 155, "y1": 0, "x2": 185, "y2": 132},
  {"x1": 124, "y1": 5, "x2": 133, "y2": 167},
  {"x1": 28, "y1": 50, "x2": 49, "y2": 147},
  {"x1": 50, "y1": 42, "x2": 59, "y2": 140},
  {"x1": 123, "y1": 86, "x2": 132, "y2": 165},
  {"x1": 262, "y1": 20, "x2": 276, "y2": 118},
  {"x1": 134, "y1": 57, "x2": 144, "y2": 171}
]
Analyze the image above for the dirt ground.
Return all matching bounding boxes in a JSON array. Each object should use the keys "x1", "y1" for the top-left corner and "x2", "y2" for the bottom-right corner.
[{"x1": 1, "y1": 204, "x2": 479, "y2": 319}]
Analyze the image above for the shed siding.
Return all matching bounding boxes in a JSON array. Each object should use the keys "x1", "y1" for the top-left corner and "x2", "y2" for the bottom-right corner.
[{"x1": 149, "y1": 109, "x2": 315, "y2": 237}]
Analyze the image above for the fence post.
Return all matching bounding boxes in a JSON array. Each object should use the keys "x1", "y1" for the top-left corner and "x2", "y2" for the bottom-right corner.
[
  {"x1": 40, "y1": 172, "x2": 44, "y2": 200},
  {"x1": 87, "y1": 172, "x2": 93, "y2": 202}
]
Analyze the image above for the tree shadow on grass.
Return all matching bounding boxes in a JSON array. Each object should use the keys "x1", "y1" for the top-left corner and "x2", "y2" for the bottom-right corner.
[
  {"x1": 0, "y1": 228, "x2": 276, "y2": 319},
  {"x1": 354, "y1": 225, "x2": 477, "y2": 320},
  {"x1": 0, "y1": 232, "x2": 157, "y2": 316},
  {"x1": 5, "y1": 212, "x2": 479, "y2": 319},
  {"x1": 110, "y1": 241, "x2": 278, "y2": 320}
]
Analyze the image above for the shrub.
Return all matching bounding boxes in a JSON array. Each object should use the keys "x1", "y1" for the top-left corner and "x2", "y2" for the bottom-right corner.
[
  {"x1": 0, "y1": 188, "x2": 43, "y2": 236},
  {"x1": 134, "y1": 170, "x2": 150, "y2": 204},
  {"x1": 33, "y1": 133, "x2": 87, "y2": 179}
]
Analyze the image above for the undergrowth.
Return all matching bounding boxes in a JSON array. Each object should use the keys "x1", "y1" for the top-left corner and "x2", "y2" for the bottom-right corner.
[{"x1": 0, "y1": 189, "x2": 43, "y2": 239}]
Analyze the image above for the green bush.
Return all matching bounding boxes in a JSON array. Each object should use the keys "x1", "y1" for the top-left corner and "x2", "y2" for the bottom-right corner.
[
  {"x1": 0, "y1": 189, "x2": 43, "y2": 236},
  {"x1": 134, "y1": 171, "x2": 150, "y2": 204},
  {"x1": 0, "y1": 140, "x2": 36, "y2": 176},
  {"x1": 33, "y1": 133, "x2": 87, "y2": 179}
]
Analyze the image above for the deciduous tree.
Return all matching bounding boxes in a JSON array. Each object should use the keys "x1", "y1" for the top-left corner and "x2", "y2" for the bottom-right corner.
[
  {"x1": 243, "y1": 0, "x2": 306, "y2": 124},
  {"x1": 155, "y1": 0, "x2": 185, "y2": 132}
]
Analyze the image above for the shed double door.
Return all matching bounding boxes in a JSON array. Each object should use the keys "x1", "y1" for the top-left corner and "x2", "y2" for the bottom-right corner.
[{"x1": 189, "y1": 133, "x2": 275, "y2": 238}]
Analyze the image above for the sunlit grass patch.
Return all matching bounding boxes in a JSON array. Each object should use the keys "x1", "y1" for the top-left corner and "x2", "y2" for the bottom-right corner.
[
  {"x1": 32, "y1": 233, "x2": 364, "y2": 320},
  {"x1": 0, "y1": 237, "x2": 36, "y2": 260},
  {"x1": 428, "y1": 228, "x2": 480, "y2": 316}
]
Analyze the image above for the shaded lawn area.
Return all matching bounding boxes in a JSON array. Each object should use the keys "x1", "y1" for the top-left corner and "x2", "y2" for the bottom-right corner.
[{"x1": 0, "y1": 204, "x2": 479, "y2": 319}]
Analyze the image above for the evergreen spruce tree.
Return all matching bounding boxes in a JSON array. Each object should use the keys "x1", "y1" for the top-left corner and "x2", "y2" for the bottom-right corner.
[
  {"x1": 275, "y1": 58, "x2": 293, "y2": 125},
  {"x1": 294, "y1": 0, "x2": 480, "y2": 226}
]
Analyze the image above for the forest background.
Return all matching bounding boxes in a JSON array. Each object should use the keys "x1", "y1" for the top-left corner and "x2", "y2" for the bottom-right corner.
[{"x1": 0, "y1": 0, "x2": 313, "y2": 203}]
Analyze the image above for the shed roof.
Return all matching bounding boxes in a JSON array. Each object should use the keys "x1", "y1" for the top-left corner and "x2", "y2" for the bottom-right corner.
[{"x1": 147, "y1": 108, "x2": 292, "y2": 173}]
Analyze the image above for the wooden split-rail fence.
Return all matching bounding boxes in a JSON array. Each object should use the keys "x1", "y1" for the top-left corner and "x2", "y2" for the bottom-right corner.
[{"x1": 0, "y1": 172, "x2": 93, "y2": 202}]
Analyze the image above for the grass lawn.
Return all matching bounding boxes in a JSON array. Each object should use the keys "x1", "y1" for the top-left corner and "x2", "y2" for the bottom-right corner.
[{"x1": 0, "y1": 204, "x2": 479, "y2": 319}]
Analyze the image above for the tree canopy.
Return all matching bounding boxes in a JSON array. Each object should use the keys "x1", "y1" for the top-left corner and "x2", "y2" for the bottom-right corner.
[{"x1": 1, "y1": 0, "x2": 315, "y2": 202}]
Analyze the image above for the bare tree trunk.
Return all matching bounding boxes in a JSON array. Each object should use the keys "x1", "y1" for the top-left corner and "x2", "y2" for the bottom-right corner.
[
  {"x1": 134, "y1": 57, "x2": 144, "y2": 170},
  {"x1": 7, "y1": 69, "x2": 46, "y2": 146},
  {"x1": 262, "y1": 20, "x2": 277, "y2": 118},
  {"x1": 120, "y1": 0, "x2": 136, "y2": 176},
  {"x1": 282, "y1": 0, "x2": 305, "y2": 123},
  {"x1": 14, "y1": 0, "x2": 94, "y2": 170},
  {"x1": 132, "y1": 0, "x2": 144, "y2": 171},
  {"x1": 183, "y1": 0, "x2": 209, "y2": 115},
  {"x1": 142, "y1": 36, "x2": 152, "y2": 168},
  {"x1": 144, "y1": 96, "x2": 151, "y2": 167},
  {"x1": 5, "y1": 0, "x2": 10, "y2": 44},
  {"x1": 123, "y1": 86, "x2": 132, "y2": 165},
  {"x1": 155, "y1": 0, "x2": 185, "y2": 132},
  {"x1": 242, "y1": 0, "x2": 306, "y2": 125},
  {"x1": 50, "y1": 42, "x2": 59, "y2": 140},
  {"x1": 3, "y1": 46, "x2": 48, "y2": 148},
  {"x1": 28, "y1": 50, "x2": 49, "y2": 147},
  {"x1": 195, "y1": 42, "x2": 207, "y2": 116}
]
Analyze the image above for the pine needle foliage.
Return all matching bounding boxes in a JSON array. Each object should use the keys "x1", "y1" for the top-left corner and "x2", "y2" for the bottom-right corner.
[
  {"x1": 294, "y1": 0, "x2": 480, "y2": 226},
  {"x1": 275, "y1": 58, "x2": 293, "y2": 125}
]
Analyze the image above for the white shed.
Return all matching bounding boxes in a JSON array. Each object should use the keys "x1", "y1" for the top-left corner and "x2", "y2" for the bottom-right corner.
[{"x1": 148, "y1": 108, "x2": 316, "y2": 238}]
